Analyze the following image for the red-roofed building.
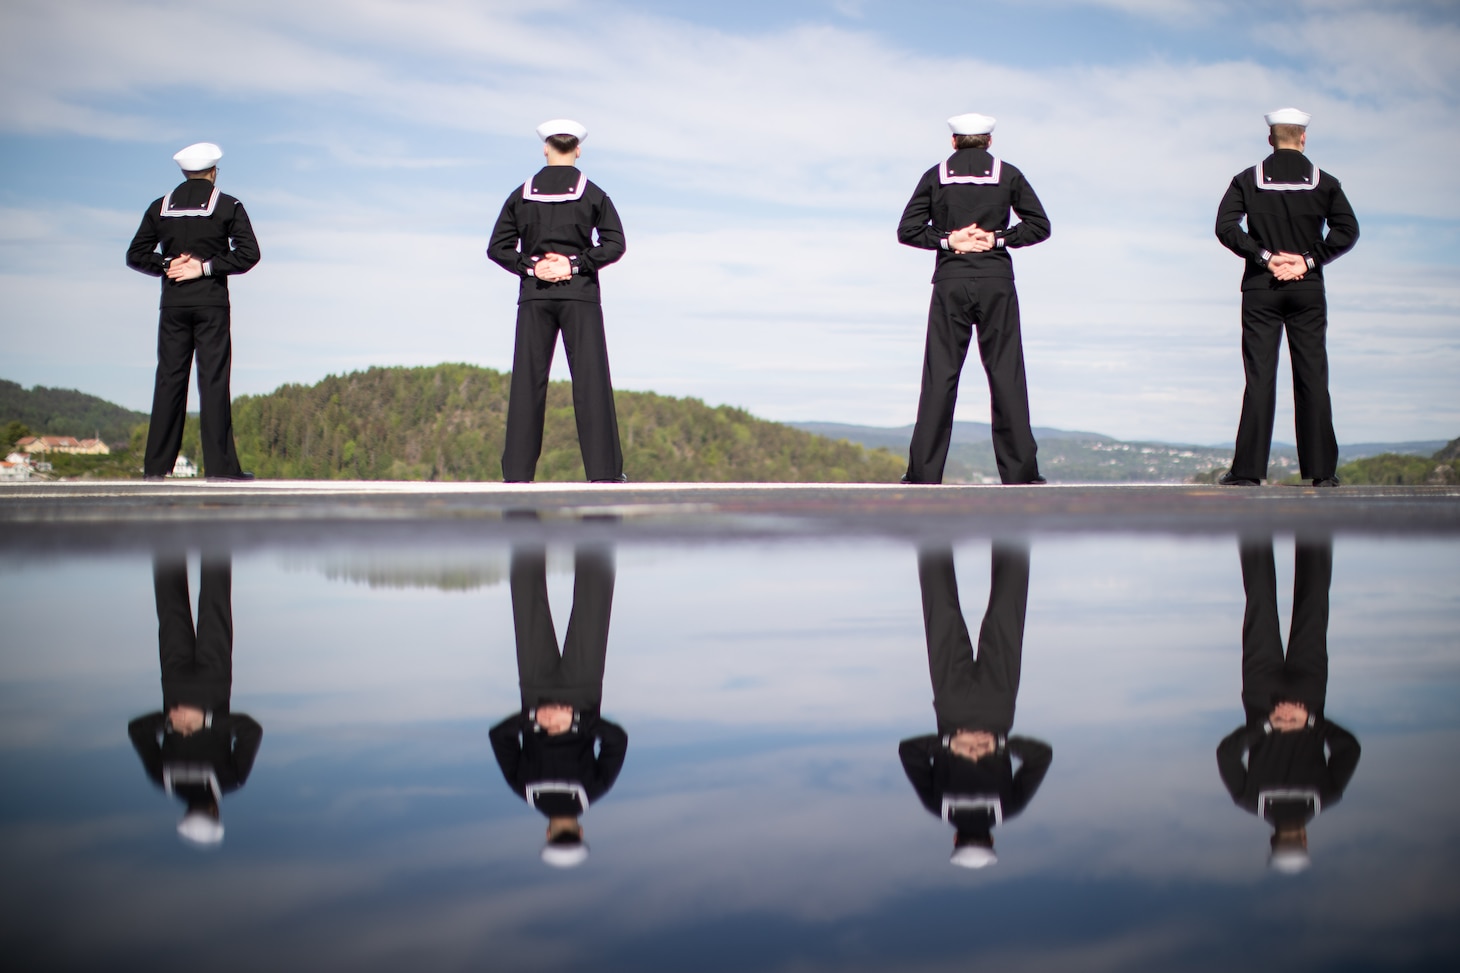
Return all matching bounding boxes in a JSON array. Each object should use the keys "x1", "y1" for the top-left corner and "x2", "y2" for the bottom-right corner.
[{"x1": 14, "y1": 435, "x2": 110, "y2": 455}]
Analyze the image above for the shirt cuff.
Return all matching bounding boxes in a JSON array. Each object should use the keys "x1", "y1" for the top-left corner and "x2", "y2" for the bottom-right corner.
[
  {"x1": 939, "y1": 237, "x2": 950, "y2": 251},
  {"x1": 569, "y1": 255, "x2": 580, "y2": 275},
  {"x1": 1259, "y1": 249, "x2": 1273, "y2": 265},
  {"x1": 525, "y1": 256, "x2": 540, "y2": 278},
  {"x1": 994, "y1": 234, "x2": 1006, "y2": 249},
  {"x1": 1304, "y1": 254, "x2": 1316, "y2": 270},
  {"x1": 202, "y1": 260, "x2": 213, "y2": 277}
]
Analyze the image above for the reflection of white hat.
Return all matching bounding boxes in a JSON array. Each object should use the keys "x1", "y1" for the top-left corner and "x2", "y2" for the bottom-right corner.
[
  {"x1": 1264, "y1": 108, "x2": 1311, "y2": 128},
  {"x1": 1269, "y1": 846, "x2": 1311, "y2": 874},
  {"x1": 177, "y1": 811, "x2": 225, "y2": 847},
  {"x1": 948, "y1": 113, "x2": 996, "y2": 136},
  {"x1": 535, "y1": 119, "x2": 588, "y2": 143},
  {"x1": 173, "y1": 142, "x2": 223, "y2": 171},
  {"x1": 541, "y1": 841, "x2": 589, "y2": 868},
  {"x1": 950, "y1": 845, "x2": 998, "y2": 869}
]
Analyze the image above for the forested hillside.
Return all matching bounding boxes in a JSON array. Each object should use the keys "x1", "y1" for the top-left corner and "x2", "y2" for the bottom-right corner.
[
  {"x1": 1337, "y1": 438, "x2": 1460, "y2": 485},
  {"x1": 0, "y1": 379, "x2": 147, "y2": 445},
  {"x1": 234, "y1": 364, "x2": 904, "y2": 482}
]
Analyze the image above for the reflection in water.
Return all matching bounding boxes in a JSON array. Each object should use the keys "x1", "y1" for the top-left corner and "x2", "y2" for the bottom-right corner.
[
  {"x1": 1217, "y1": 536, "x2": 1361, "y2": 873},
  {"x1": 127, "y1": 555, "x2": 263, "y2": 847},
  {"x1": 490, "y1": 546, "x2": 628, "y2": 868},
  {"x1": 900, "y1": 544, "x2": 1053, "y2": 868}
]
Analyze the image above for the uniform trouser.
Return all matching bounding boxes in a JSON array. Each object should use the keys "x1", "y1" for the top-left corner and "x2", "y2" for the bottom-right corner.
[
  {"x1": 1231, "y1": 288, "x2": 1338, "y2": 481},
  {"x1": 502, "y1": 300, "x2": 624, "y2": 482},
  {"x1": 511, "y1": 546, "x2": 616, "y2": 712},
  {"x1": 907, "y1": 278, "x2": 1039, "y2": 484},
  {"x1": 1240, "y1": 537, "x2": 1332, "y2": 724},
  {"x1": 144, "y1": 306, "x2": 242, "y2": 478},
  {"x1": 920, "y1": 544, "x2": 1030, "y2": 734},
  {"x1": 155, "y1": 554, "x2": 233, "y2": 712}
]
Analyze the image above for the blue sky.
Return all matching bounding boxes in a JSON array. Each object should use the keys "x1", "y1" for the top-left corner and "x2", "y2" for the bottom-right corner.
[{"x1": 1, "y1": 0, "x2": 1456, "y2": 443}]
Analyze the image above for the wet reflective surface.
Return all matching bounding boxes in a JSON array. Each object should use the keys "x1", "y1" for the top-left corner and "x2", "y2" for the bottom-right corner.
[{"x1": 3, "y1": 529, "x2": 1459, "y2": 971}]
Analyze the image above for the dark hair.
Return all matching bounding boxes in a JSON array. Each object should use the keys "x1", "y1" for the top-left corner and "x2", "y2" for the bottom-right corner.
[
  {"x1": 1269, "y1": 124, "x2": 1305, "y2": 146},
  {"x1": 954, "y1": 134, "x2": 991, "y2": 151},
  {"x1": 545, "y1": 134, "x2": 580, "y2": 154}
]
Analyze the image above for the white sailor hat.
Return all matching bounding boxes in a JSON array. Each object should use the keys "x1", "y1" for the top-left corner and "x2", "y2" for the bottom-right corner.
[
  {"x1": 950, "y1": 845, "x2": 998, "y2": 869},
  {"x1": 1264, "y1": 108, "x2": 1311, "y2": 128},
  {"x1": 173, "y1": 142, "x2": 223, "y2": 172},
  {"x1": 947, "y1": 113, "x2": 996, "y2": 136},
  {"x1": 541, "y1": 840, "x2": 589, "y2": 868},
  {"x1": 535, "y1": 119, "x2": 588, "y2": 143},
  {"x1": 177, "y1": 811, "x2": 225, "y2": 847},
  {"x1": 1269, "y1": 846, "x2": 1311, "y2": 875}
]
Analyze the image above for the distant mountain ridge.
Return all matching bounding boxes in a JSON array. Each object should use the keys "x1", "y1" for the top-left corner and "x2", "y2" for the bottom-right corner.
[{"x1": 791, "y1": 420, "x2": 1450, "y2": 483}]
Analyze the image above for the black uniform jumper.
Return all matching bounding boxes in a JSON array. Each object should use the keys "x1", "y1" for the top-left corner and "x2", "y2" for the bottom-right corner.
[
  {"x1": 898, "y1": 149, "x2": 1051, "y2": 484},
  {"x1": 1216, "y1": 150, "x2": 1359, "y2": 481},
  {"x1": 899, "y1": 545, "x2": 1053, "y2": 845},
  {"x1": 488, "y1": 166, "x2": 627, "y2": 482},
  {"x1": 488, "y1": 547, "x2": 628, "y2": 819},
  {"x1": 1215, "y1": 537, "x2": 1360, "y2": 830},
  {"x1": 127, "y1": 556, "x2": 263, "y2": 816},
  {"x1": 126, "y1": 177, "x2": 260, "y2": 478}
]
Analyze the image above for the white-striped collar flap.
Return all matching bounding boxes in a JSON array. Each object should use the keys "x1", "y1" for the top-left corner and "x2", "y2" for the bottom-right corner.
[
  {"x1": 939, "y1": 156, "x2": 1002, "y2": 186},
  {"x1": 160, "y1": 186, "x2": 221, "y2": 217},
  {"x1": 522, "y1": 171, "x2": 588, "y2": 202},
  {"x1": 942, "y1": 794, "x2": 1002, "y2": 826},
  {"x1": 526, "y1": 781, "x2": 590, "y2": 810},
  {"x1": 1253, "y1": 159, "x2": 1318, "y2": 192}
]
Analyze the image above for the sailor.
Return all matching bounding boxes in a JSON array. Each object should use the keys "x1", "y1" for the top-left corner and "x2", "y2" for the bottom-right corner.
[
  {"x1": 1215, "y1": 109, "x2": 1360, "y2": 487},
  {"x1": 488, "y1": 546, "x2": 628, "y2": 867},
  {"x1": 126, "y1": 143, "x2": 260, "y2": 480},
  {"x1": 898, "y1": 113, "x2": 1051, "y2": 485},
  {"x1": 488, "y1": 120, "x2": 628, "y2": 483},
  {"x1": 1216, "y1": 536, "x2": 1361, "y2": 873},
  {"x1": 127, "y1": 554, "x2": 263, "y2": 847},
  {"x1": 899, "y1": 544, "x2": 1053, "y2": 868}
]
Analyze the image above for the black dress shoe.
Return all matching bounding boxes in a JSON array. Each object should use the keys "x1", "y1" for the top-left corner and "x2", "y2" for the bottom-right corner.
[
  {"x1": 591, "y1": 473, "x2": 629, "y2": 483},
  {"x1": 1022, "y1": 475, "x2": 1048, "y2": 485},
  {"x1": 1218, "y1": 471, "x2": 1261, "y2": 486},
  {"x1": 208, "y1": 471, "x2": 256, "y2": 481},
  {"x1": 1311, "y1": 476, "x2": 1340, "y2": 488},
  {"x1": 143, "y1": 474, "x2": 167, "y2": 482}
]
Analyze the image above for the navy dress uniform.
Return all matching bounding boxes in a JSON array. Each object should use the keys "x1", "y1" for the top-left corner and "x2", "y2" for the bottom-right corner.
[
  {"x1": 126, "y1": 143, "x2": 260, "y2": 480},
  {"x1": 1215, "y1": 109, "x2": 1359, "y2": 486},
  {"x1": 1215, "y1": 536, "x2": 1360, "y2": 873},
  {"x1": 127, "y1": 554, "x2": 263, "y2": 847},
  {"x1": 488, "y1": 119, "x2": 628, "y2": 482},
  {"x1": 899, "y1": 113, "x2": 1051, "y2": 485},
  {"x1": 488, "y1": 545, "x2": 627, "y2": 867},
  {"x1": 899, "y1": 544, "x2": 1053, "y2": 868}
]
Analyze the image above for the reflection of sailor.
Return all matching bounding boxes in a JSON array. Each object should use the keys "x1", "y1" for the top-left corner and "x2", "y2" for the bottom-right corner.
[
  {"x1": 488, "y1": 119, "x2": 627, "y2": 483},
  {"x1": 899, "y1": 545, "x2": 1052, "y2": 868},
  {"x1": 489, "y1": 547, "x2": 627, "y2": 867},
  {"x1": 127, "y1": 556, "x2": 263, "y2": 847},
  {"x1": 1216, "y1": 537, "x2": 1360, "y2": 873}
]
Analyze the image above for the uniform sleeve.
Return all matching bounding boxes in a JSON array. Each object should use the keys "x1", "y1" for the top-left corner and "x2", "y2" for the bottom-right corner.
[
  {"x1": 1312, "y1": 181, "x2": 1359, "y2": 267},
  {"x1": 126, "y1": 206, "x2": 165, "y2": 277},
  {"x1": 487, "y1": 197, "x2": 531, "y2": 277},
  {"x1": 898, "y1": 735, "x2": 942, "y2": 815},
  {"x1": 576, "y1": 195, "x2": 626, "y2": 274},
  {"x1": 1005, "y1": 736, "x2": 1053, "y2": 814},
  {"x1": 489, "y1": 714, "x2": 526, "y2": 792},
  {"x1": 1320, "y1": 720, "x2": 1361, "y2": 807},
  {"x1": 226, "y1": 714, "x2": 264, "y2": 787},
  {"x1": 1215, "y1": 177, "x2": 1268, "y2": 266},
  {"x1": 205, "y1": 203, "x2": 261, "y2": 278},
  {"x1": 997, "y1": 173, "x2": 1051, "y2": 249},
  {"x1": 897, "y1": 171, "x2": 946, "y2": 251},
  {"x1": 127, "y1": 712, "x2": 167, "y2": 786},
  {"x1": 591, "y1": 718, "x2": 629, "y2": 793},
  {"x1": 1217, "y1": 724, "x2": 1261, "y2": 802}
]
